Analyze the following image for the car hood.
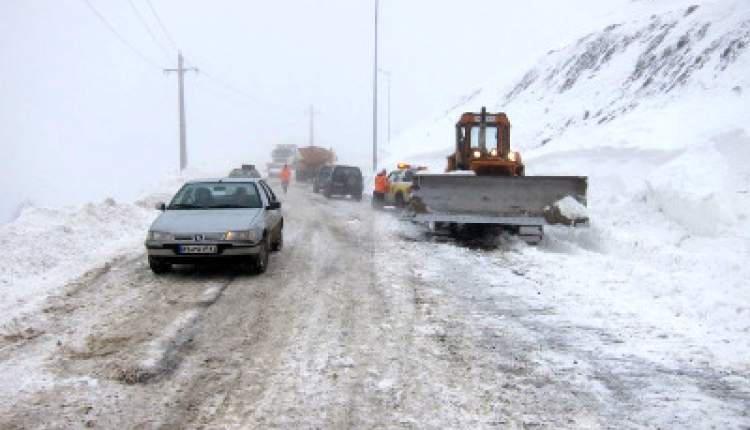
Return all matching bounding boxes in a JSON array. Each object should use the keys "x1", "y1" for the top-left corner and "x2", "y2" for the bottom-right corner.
[{"x1": 150, "y1": 208, "x2": 262, "y2": 234}]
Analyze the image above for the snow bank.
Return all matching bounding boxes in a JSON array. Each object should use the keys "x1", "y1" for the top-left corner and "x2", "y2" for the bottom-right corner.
[
  {"x1": 644, "y1": 129, "x2": 750, "y2": 236},
  {"x1": 0, "y1": 199, "x2": 154, "y2": 325},
  {"x1": 0, "y1": 170, "x2": 207, "y2": 326}
]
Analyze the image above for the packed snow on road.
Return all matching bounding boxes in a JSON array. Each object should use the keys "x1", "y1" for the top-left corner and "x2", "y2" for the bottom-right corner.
[{"x1": 2, "y1": 0, "x2": 750, "y2": 428}]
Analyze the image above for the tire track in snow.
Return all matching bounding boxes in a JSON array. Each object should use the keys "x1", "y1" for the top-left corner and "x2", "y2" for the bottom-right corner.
[{"x1": 112, "y1": 276, "x2": 234, "y2": 384}]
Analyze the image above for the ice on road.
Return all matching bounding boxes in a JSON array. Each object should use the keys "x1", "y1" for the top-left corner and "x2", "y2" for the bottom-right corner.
[{"x1": 0, "y1": 183, "x2": 748, "y2": 429}]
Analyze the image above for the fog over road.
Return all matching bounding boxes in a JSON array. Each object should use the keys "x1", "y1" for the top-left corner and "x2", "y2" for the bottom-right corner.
[{"x1": 0, "y1": 183, "x2": 747, "y2": 429}]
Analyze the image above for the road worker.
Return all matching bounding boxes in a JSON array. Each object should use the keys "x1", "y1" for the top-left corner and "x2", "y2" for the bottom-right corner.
[
  {"x1": 280, "y1": 164, "x2": 292, "y2": 194},
  {"x1": 372, "y1": 169, "x2": 389, "y2": 209}
]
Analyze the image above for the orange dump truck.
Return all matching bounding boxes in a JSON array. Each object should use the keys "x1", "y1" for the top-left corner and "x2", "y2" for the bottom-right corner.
[{"x1": 295, "y1": 146, "x2": 336, "y2": 182}]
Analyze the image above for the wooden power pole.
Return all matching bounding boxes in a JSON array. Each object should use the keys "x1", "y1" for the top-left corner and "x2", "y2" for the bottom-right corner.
[
  {"x1": 372, "y1": 0, "x2": 379, "y2": 172},
  {"x1": 164, "y1": 51, "x2": 197, "y2": 171},
  {"x1": 309, "y1": 104, "x2": 315, "y2": 147}
]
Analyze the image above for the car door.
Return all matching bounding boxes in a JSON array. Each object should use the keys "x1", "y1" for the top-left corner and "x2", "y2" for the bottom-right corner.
[
  {"x1": 387, "y1": 171, "x2": 401, "y2": 202},
  {"x1": 258, "y1": 181, "x2": 282, "y2": 237}
]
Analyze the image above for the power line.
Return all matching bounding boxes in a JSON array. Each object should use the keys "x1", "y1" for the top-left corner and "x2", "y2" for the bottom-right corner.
[
  {"x1": 126, "y1": 0, "x2": 173, "y2": 60},
  {"x1": 143, "y1": 0, "x2": 179, "y2": 51},
  {"x1": 201, "y1": 70, "x2": 274, "y2": 106},
  {"x1": 84, "y1": 0, "x2": 311, "y2": 120},
  {"x1": 134, "y1": 2, "x2": 295, "y2": 113},
  {"x1": 183, "y1": 54, "x2": 308, "y2": 114},
  {"x1": 80, "y1": 0, "x2": 161, "y2": 68}
]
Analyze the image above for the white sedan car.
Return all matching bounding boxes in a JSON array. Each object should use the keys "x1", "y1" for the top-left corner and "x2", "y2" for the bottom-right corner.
[{"x1": 145, "y1": 178, "x2": 283, "y2": 274}]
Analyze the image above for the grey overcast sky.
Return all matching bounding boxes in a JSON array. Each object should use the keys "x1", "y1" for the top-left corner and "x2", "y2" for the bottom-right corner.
[{"x1": 0, "y1": 0, "x2": 632, "y2": 221}]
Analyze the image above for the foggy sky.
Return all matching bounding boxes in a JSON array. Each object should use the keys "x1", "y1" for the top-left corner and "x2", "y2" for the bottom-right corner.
[{"x1": 0, "y1": 0, "x2": 631, "y2": 221}]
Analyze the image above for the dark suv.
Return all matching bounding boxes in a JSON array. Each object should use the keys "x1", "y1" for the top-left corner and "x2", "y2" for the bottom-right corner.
[
  {"x1": 313, "y1": 165, "x2": 333, "y2": 193},
  {"x1": 322, "y1": 165, "x2": 363, "y2": 201}
]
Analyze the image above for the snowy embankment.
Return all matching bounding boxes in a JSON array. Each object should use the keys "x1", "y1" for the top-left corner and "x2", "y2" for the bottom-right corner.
[
  {"x1": 388, "y1": 0, "x2": 750, "y2": 370},
  {"x1": 0, "y1": 172, "x2": 198, "y2": 327}
]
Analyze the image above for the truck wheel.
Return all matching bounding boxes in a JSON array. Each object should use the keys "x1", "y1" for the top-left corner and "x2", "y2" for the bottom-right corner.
[
  {"x1": 148, "y1": 256, "x2": 171, "y2": 274},
  {"x1": 353, "y1": 193, "x2": 362, "y2": 201},
  {"x1": 324, "y1": 188, "x2": 332, "y2": 198},
  {"x1": 395, "y1": 192, "x2": 406, "y2": 208}
]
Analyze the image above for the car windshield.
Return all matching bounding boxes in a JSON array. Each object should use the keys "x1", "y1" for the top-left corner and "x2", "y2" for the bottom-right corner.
[
  {"x1": 168, "y1": 182, "x2": 263, "y2": 209},
  {"x1": 333, "y1": 167, "x2": 361, "y2": 181}
]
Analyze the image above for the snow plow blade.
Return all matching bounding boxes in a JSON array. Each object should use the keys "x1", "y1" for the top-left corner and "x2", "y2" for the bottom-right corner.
[{"x1": 409, "y1": 174, "x2": 588, "y2": 226}]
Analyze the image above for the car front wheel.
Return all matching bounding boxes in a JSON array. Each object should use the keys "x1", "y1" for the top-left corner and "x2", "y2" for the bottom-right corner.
[
  {"x1": 271, "y1": 229, "x2": 283, "y2": 252},
  {"x1": 148, "y1": 256, "x2": 171, "y2": 274},
  {"x1": 251, "y1": 237, "x2": 269, "y2": 274}
]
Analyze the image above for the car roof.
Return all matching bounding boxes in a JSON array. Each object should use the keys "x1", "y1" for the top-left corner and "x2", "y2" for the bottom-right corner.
[{"x1": 186, "y1": 178, "x2": 264, "y2": 184}]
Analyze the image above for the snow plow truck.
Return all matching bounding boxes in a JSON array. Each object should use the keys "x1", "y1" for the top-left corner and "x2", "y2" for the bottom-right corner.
[
  {"x1": 408, "y1": 107, "x2": 588, "y2": 242},
  {"x1": 266, "y1": 144, "x2": 298, "y2": 178}
]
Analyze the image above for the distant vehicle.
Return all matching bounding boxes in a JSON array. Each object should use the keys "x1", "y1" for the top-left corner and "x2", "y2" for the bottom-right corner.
[
  {"x1": 322, "y1": 165, "x2": 363, "y2": 201},
  {"x1": 313, "y1": 165, "x2": 333, "y2": 193},
  {"x1": 266, "y1": 144, "x2": 298, "y2": 178},
  {"x1": 145, "y1": 178, "x2": 283, "y2": 274},
  {"x1": 296, "y1": 146, "x2": 335, "y2": 182},
  {"x1": 386, "y1": 163, "x2": 427, "y2": 208},
  {"x1": 228, "y1": 164, "x2": 261, "y2": 178}
]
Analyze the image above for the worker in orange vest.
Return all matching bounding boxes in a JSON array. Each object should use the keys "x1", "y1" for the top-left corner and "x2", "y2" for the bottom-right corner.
[
  {"x1": 372, "y1": 169, "x2": 389, "y2": 209},
  {"x1": 280, "y1": 164, "x2": 292, "y2": 194}
]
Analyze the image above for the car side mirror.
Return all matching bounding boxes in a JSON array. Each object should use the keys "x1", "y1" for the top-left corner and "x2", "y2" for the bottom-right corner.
[
  {"x1": 266, "y1": 201, "x2": 281, "y2": 210},
  {"x1": 155, "y1": 202, "x2": 166, "y2": 211}
]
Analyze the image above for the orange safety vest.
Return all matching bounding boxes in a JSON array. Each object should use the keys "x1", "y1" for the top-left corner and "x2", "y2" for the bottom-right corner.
[
  {"x1": 374, "y1": 174, "x2": 388, "y2": 193},
  {"x1": 280, "y1": 167, "x2": 292, "y2": 182}
]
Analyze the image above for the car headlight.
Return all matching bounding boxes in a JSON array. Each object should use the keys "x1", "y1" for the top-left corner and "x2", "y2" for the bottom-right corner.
[
  {"x1": 225, "y1": 230, "x2": 259, "y2": 242},
  {"x1": 472, "y1": 150, "x2": 481, "y2": 158},
  {"x1": 489, "y1": 148, "x2": 498, "y2": 157},
  {"x1": 149, "y1": 231, "x2": 174, "y2": 241}
]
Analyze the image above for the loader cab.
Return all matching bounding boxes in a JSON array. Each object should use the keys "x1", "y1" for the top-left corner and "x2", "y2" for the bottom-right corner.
[{"x1": 451, "y1": 107, "x2": 523, "y2": 176}]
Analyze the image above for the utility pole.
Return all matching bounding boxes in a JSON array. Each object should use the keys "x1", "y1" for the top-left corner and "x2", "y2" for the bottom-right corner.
[
  {"x1": 378, "y1": 68, "x2": 391, "y2": 147},
  {"x1": 164, "y1": 51, "x2": 197, "y2": 171},
  {"x1": 372, "y1": 0, "x2": 379, "y2": 172},
  {"x1": 309, "y1": 104, "x2": 315, "y2": 147}
]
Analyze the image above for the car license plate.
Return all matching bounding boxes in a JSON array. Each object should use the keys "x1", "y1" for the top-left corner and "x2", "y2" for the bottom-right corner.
[{"x1": 178, "y1": 245, "x2": 218, "y2": 254}]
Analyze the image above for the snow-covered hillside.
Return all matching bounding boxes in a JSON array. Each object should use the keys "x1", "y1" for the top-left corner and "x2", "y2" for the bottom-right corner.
[
  {"x1": 390, "y1": 0, "x2": 750, "y2": 235},
  {"x1": 389, "y1": 0, "x2": 750, "y2": 368},
  {"x1": 394, "y1": 0, "x2": 749, "y2": 154}
]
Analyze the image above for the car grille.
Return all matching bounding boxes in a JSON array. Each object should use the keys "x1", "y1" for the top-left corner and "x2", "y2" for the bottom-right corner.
[{"x1": 174, "y1": 233, "x2": 225, "y2": 241}]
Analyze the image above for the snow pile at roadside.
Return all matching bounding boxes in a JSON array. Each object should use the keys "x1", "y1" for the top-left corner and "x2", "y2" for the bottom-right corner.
[
  {"x1": 0, "y1": 169, "x2": 206, "y2": 326},
  {"x1": 0, "y1": 199, "x2": 153, "y2": 325},
  {"x1": 555, "y1": 196, "x2": 588, "y2": 220}
]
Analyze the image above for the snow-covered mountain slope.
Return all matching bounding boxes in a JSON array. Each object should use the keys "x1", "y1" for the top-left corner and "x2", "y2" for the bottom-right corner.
[
  {"x1": 394, "y1": 0, "x2": 749, "y2": 152},
  {"x1": 390, "y1": 0, "x2": 750, "y2": 236},
  {"x1": 388, "y1": 0, "x2": 750, "y2": 368}
]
